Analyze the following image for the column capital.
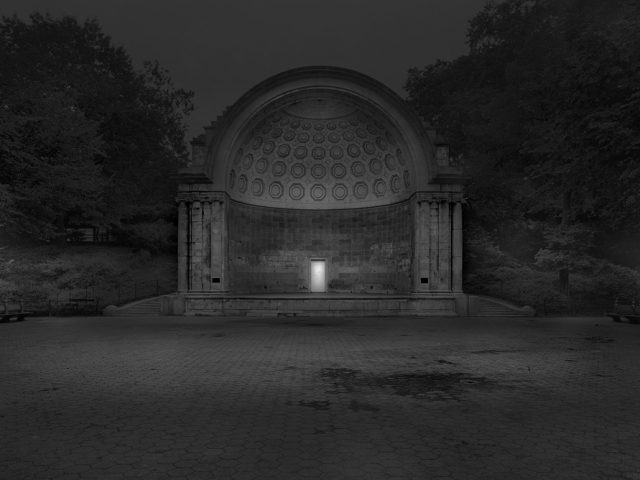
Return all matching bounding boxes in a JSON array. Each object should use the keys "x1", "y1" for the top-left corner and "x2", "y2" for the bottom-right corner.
[
  {"x1": 415, "y1": 191, "x2": 463, "y2": 204},
  {"x1": 176, "y1": 191, "x2": 227, "y2": 204}
]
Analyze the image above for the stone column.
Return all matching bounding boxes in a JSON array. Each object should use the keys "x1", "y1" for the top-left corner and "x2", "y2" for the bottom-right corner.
[
  {"x1": 438, "y1": 201, "x2": 451, "y2": 291},
  {"x1": 451, "y1": 202, "x2": 463, "y2": 292},
  {"x1": 413, "y1": 198, "x2": 430, "y2": 292},
  {"x1": 210, "y1": 198, "x2": 228, "y2": 291},
  {"x1": 429, "y1": 201, "x2": 439, "y2": 291},
  {"x1": 177, "y1": 201, "x2": 189, "y2": 292},
  {"x1": 202, "y1": 201, "x2": 212, "y2": 291},
  {"x1": 190, "y1": 200, "x2": 203, "y2": 291}
]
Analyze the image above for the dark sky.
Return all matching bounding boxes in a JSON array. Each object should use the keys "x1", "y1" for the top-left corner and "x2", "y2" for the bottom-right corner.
[{"x1": 1, "y1": 0, "x2": 486, "y2": 140}]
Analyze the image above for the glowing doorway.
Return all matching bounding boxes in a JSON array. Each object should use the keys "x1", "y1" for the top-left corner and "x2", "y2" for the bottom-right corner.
[{"x1": 310, "y1": 259, "x2": 326, "y2": 293}]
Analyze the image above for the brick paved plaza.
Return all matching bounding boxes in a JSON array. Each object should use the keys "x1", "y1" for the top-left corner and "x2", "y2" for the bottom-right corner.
[{"x1": 1, "y1": 314, "x2": 639, "y2": 479}]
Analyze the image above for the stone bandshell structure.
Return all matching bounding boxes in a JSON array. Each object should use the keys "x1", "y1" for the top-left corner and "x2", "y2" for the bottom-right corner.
[{"x1": 174, "y1": 66, "x2": 466, "y2": 315}]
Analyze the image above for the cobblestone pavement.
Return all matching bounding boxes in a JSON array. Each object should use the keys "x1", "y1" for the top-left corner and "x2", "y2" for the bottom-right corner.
[{"x1": 1, "y1": 314, "x2": 639, "y2": 479}]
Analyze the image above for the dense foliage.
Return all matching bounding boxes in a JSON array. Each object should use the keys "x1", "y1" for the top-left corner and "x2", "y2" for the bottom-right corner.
[
  {"x1": 406, "y1": 0, "x2": 640, "y2": 311},
  {"x1": 0, "y1": 14, "x2": 193, "y2": 244}
]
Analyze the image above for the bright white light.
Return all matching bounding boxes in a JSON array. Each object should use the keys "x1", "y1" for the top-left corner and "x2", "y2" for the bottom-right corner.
[{"x1": 310, "y1": 260, "x2": 325, "y2": 293}]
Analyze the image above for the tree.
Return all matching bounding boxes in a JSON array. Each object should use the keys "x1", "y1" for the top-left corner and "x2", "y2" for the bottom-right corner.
[
  {"x1": 405, "y1": 0, "x2": 640, "y2": 307},
  {"x1": 406, "y1": 0, "x2": 640, "y2": 241},
  {"x1": 0, "y1": 79, "x2": 105, "y2": 240},
  {"x1": 0, "y1": 13, "x2": 194, "y2": 242}
]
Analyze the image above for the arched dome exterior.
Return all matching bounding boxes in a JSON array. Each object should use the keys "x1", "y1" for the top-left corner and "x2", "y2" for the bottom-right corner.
[
  {"x1": 175, "y1": 67, "x2": 465, "y2": 309},
  {"x1": 185, "y1": 67, "x2": 452, "y2": 205}
]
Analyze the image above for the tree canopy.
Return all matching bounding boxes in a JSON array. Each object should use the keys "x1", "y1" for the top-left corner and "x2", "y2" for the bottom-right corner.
[
  {"x1": 405, "y1": 0, "x2": 640, "y2": 308},
  {"x1": 0, "y1": 13, "x2": 193, "y2": 241}
]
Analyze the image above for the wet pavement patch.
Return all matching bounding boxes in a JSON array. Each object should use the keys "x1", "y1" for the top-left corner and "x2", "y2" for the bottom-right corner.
[
  {"x1": 348, "y1": 400, "x2": 380, "y2": 412},
  {"x1": 377, "y1": 372, "x2": 492, "y2": 400},
  {"x1": 584, "y1": 336, "x2": 615, "y2": 343},
  {"x1": 320, "y1": 368, "x2": 360, "y2": 379},
  {"x1": 320, "y1": 367, "x2": 494, "y2": 401},
  {"x1": 298, "y1": 400, "x2": 331, "y2": 410},
  {"x1": 320, "y1": 368, "x2": 361, "y2": 393},
  {"x1": 471, "y1": 349, "x2": 522, "y2": 354}
]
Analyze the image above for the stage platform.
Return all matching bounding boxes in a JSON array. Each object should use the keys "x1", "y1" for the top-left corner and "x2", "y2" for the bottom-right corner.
[{"x1": 105, "y1": 293, "x2": 534, "y2": 317}]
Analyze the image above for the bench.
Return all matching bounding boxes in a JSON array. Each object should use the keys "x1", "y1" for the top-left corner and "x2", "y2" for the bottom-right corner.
[
  {"x1": 606, "y1": 298, "x2": 640, "y2": 324},
  {"x1": 0, "y1": 302, "x2": 33, "y2": 323}
]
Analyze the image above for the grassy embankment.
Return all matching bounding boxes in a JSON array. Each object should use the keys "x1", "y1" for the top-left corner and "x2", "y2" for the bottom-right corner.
[{"x1": 0, "y1": 244, "x2": 176, "y2": 313}]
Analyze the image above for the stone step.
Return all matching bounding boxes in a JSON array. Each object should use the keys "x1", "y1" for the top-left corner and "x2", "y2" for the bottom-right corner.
[
  {"x1": 104, "y1": 298, "x2": 162, "y2": 316},
  {"x1": 474, "y1": 298, "x2": 533, "y2": 316}
]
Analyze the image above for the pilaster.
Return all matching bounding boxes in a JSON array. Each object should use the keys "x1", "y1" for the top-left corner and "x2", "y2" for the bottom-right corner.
[
  {"x1": 177, "y1": 201, "x2": 189, "y2": 292},
  {"x1": 190, "y1": 200, "x2": 203, "y2": 290},
  {"x1": 451, "y1": 202, "x2": 463, "y2": 292},
  {"x1": 176, "y1": 188, "x2": 228, "y2": 293}
]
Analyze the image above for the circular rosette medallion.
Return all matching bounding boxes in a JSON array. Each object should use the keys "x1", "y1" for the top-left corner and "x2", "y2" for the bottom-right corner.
[
  {"x1": 363, "y1": 141, "x2": 376, "y2": 155},
  {"x1": 328, "y1": 132, "x2": 340, "y2": 143},
  {"x1": 353, "y1": 181, "x2": 369, "y2": 199},
  {"x1": 269, "y1": 181, "x2": 283, "y2": 199},
  {"x1": 331, "y1": 163, "x2": 346, "y2": 179},
  {"x1": 347, "y1": 144, "x2": 361, "y2": 158},
  {"x1": 332, "y1": 183, "x2": 348, "y2": 201},
  {"x1": 251, "y1": 179, "x2": 264, "y2": 197},
  {"x1": 376, "y1": 136, "x2": 389, "y2": 151},
  {"x1": 289, "y1": 183, "x2": 305, "y2": 200},
  {"x1": 384, "y1": 153, "x2": 396, "y2": 171},
  {"x1": 390, "y1": 174, "x2": 401, "y2": 193},
  {"x1": 277, "y1": 144, "x2": 291, "y2": 158},
  {"x1": 311, "y1": 147, "x2": 326, "y2": 160},
  {"x1": 271, "y1": 127, "x2": 283, "y2": 139},
  {"x1": 396, "y1": 148, "x2": 405, "y2": 165},
  {"x1": 251, "y1": 136, "x2": 263, "y2": 150},
  {"x1": 294, "y1": 146, "x2": 308, "y2": 160},
  {"x1": 373, "y1": 179, "x2": 387, "y2": 197},
  {"x1": 262, "y1": 140, "x2": 275, "y2": 154},
  {"x1": 255, "y1": 157, "x2": 268, "y2": 174},
  {"x1": 297, "y1": 132, "x2": 310, "y2": 143},
  {"x1": 291, "y1": 163, "x2": 306, "y2": 178},
  {"x1": 310, "y1": 184, "x2": 327, "y2": 201},
  {"x1": 369, "y1": 158, "x2": 383, "y2": 175},
  {"x1": 329, "y1": 146, "x2": 344, "y2": 160},
  {"x1": 351, "y1": 161, "x2": 365, "y2": 177},
  {"x1": 238, "y1": 174, "x2": 248, "y2": 193},
  {"x1": 283, "y1": 130, "x2": 295, "y2": 141},
  {"x1": 242, "y1": 154, "x2": 254, "y2": 170},
  {"x1": 272, "y1": 161, "x2": 287, "y2": 177},
  {"x1": 311, "y1": 163, "x2": 326, "y2": 179}
]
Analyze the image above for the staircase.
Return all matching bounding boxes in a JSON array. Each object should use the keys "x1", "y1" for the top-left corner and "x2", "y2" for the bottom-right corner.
[
  {"x1": 103, "y1": 296, "x2": 163, "y2": 316},
  {"x1": 469, "y1": 295, "x2": 535, "y2": 316}
]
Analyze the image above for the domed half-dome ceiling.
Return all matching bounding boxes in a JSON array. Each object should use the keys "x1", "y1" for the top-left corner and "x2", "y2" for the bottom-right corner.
[{"x1": 226, "y1": 95, "x2": 414, "y2": 209}]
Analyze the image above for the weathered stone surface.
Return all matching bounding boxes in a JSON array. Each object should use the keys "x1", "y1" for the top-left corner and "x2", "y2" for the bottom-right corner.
[
  {"x1": 174, "y1": 67, "x2": 467, "y2": 303},
  {"x1": 228, "y1": 200, "x2": 412, "y2": 293}
]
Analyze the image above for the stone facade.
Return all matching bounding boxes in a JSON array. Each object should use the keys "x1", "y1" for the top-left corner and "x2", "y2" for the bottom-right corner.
[
  {"x1": 228, "y1": 199, "x2": 413, "y2": 294},
  {"x1": 173, "y1": 67, "x2": 466, "y2": 315}
]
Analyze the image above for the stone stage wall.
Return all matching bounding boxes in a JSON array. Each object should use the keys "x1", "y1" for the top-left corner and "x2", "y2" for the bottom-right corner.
[{"x1": 228, "y1": 200, "x2": 413, "y2": 293}]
